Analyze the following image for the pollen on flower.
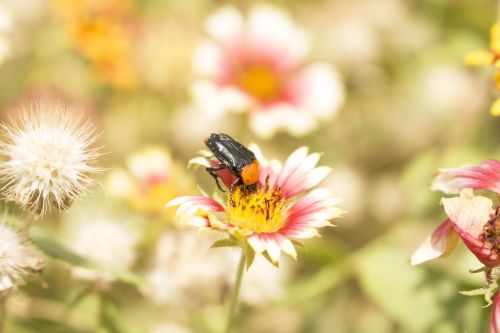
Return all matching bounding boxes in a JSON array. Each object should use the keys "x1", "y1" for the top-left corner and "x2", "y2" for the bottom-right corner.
[
  {"x1": 227, "y1": 181, "x2": 286, "y2": 233},
  {"x1": 480, "y1": 206, "x2": 500, "y2": 256},
  {"x1": 236, "y1": 65, "x2": 281, "y2": 101},
  {"x1": 0, "y1": 104, "x2": 102, "y2": 218}
]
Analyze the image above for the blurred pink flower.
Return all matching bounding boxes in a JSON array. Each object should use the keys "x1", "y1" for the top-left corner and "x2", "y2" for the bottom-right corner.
[
  {"x1": 191, "y1": 5, "x2": 344, "y2": 139},
  {"x1": 168, "y1": 146, "x2": 343, "y2": 263},
  {"x1": 412, "y1": 159, "x2": 500, "y2": 267},
  {"x1": 432, "y1": 160, "x2": 500, "y2": 194}
]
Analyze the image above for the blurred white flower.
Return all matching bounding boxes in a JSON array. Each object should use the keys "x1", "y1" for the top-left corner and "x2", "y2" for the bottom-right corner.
[
  {"x1": 143, "y1": 228, "x2": 290, "y2": 307},
  {"x1": 143, "y1": 229, "x2": 235, "y2": 307},
  {"x1": 65, "y1": 217, "x2": 138, "y2": 284},
  {"x1": 105, "y1": 146, "x2": 189, "y2": 218},
  {"x1": 191, "y1": 4, "x2": 344, "y2": 138},
  {"x1": 240, "y1": 255, "x2": 289, "y2": 306},
  {"x1": 0, "y1": 224, "x2": 44, "y2": 295},
  {"x1": 126, "y1": 146, "x2": 172, "y2": 186},
  {"x1": 0, "y1": 104, "x2": 101, "y2": 218},
  {"x1": 107, "y1": 146, "x2": 173, "y2": 199}
]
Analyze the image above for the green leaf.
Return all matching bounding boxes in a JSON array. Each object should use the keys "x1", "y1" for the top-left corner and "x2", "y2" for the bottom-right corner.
[
  {"x1": 243, "y1": 243, "x2": 255, "y2": 269},
  {"x1": 112, "y1": 270, "x2": 148, "y2": 287},
  {"x1": 99, "y1": 294, "x2": 130, "y2": 333},
  {"x1": 210, "y1": 238, "x2": 238, "y2": 249},
  {"x1": 262, "y1": 252, "x2": 279, "y2": 268},
  {"x1": 61, "y1": 287, "x2": 93, "y2": 318},
  {"x1": 31, "y1": 234, "x2": 89, "y2": 267},
  {"x1": 459, "y1": 288, "x2": 488, "y2": 297}
]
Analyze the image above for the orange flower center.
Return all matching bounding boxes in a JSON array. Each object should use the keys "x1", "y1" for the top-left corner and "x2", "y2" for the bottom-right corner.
[
  {"x1": 480, "y1": 206, "x2": 500, "y2": 255},
  {"x1": 227, "y1": 183, "x2": 286, "y2": 233},
  {"x1": 236, "y1": 65, "x2": 280, "y2": 101}
]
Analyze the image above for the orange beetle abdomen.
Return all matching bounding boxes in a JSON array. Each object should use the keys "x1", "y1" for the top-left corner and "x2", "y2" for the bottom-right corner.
[{"x1": 240, "y1": 160, "x2": 259, "y2": 186}]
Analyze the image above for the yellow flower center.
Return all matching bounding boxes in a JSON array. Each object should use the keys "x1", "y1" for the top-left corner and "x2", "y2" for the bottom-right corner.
[
  {"x1": 227, "y1": 184, "x2": 286, "y2": 233},
  {"x1": 236, "y1": 65, "x2": 280, "y2": 101}
]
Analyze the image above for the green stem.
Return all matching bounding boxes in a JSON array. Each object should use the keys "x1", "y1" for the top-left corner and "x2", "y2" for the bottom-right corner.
[
  {"x1": 224, "y1": 250, "x2": 246, "y2": 333},
  {"x1": 0, "y1": 298, "x2": 6, "y2": 333}
]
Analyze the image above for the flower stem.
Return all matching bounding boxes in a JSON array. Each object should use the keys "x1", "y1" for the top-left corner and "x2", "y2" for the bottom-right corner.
[
  {"x1": 224, "y1": 250, "x2": 246, "y2": 333},
  {"x1": 0, "y1": 298, "x2": 6, "y2": 333}
]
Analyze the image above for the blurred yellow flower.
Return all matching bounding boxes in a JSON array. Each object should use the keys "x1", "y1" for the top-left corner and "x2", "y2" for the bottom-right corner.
[
  {"x1": 465, "y1": 22, "x2": 500, "y2": 116},
  {"x1": 51, "y1": 0, "x2": 137, "y2": 90},
  {"x1": 106, "y1": 146, "x2": 194, "y2": 220},
  {"x1": 491, "y1": 98, "x2": 500, "y2": 116}
]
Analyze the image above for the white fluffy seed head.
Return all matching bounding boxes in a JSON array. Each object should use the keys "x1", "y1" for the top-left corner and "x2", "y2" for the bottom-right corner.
[
  {"x1": 0, "y1": 224, "x2": 44, "y2": 295},
  {"x1": 0, "y1": 104, "x2": 102, "y2": 218}
]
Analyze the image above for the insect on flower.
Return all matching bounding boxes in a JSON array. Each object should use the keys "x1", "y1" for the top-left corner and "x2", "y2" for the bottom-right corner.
[
  {"x1": 204, "y1": 133, "x2": 259, "y2": 192},
  {"x1": 168, "y1": 145, "x2": 343, "y2": 264}
]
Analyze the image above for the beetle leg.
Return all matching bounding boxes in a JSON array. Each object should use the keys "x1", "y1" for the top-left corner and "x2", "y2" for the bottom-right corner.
[
  {"x1": 206, "y1": 165, "x2": 227, "y2": 192},
  {"x1": 230, "y1": 178, "x2": 242, "y2": 192}
]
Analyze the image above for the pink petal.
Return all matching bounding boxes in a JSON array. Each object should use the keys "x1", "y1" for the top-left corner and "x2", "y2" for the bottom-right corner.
[
  {"x1": 433, "y1": 160, "x2": 500, "y2": 194},
  {"x1": 281, "y1": 226, "x2": 320, "y2": 239},
  {"x1": 274, "y1": 233, "x2": 297, "y2": 260},
  {"x1": 286, "y1": 63, "x2": 344, "y2": 119},
  {"x1": 453, "y1": 224, "x2": 499, "y2": 267},
  {"x1": 276, "y1": 148, "x2": 330, "y2": 198},
  {"x1": 283, "y1": 189, "x2": 342, "y2": 232},
  {"x1": 167, "y1": 195, "x2": 225, "y2": 217},
  {"x1": 491, "y1": 293, "x2": 500, "y2": 333},
  {"x1": 410, "y1": 219, "x2": 459, "y2": 265}
]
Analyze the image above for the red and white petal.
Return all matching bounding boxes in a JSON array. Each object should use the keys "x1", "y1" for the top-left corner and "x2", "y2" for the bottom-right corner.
[
  {"x1": 249, "y1": 104, "x2": 316, "y2": 139},
  {"x1": 274, "y1": 233, "x2": 297, "y2": 260},
  {"x1": 204, "y1": 5, "x2": 243, "y2": 45},
  {"x1": 288, "y1": 63, "x2": 345, "y2": 119},
  {"x1": 491, "y1": 293, "x2": 500, "y2": 333},
  {"x1": 247, "y1": 144, "x2": 268, "y2": 167},
  {"x1": 274, "y1": 148, "x2": 332, "y2": 198},
  {"x1": 246, "y1": 4, "x2": 309, "y2": 71},
  {"x1": 191, "y1": 81, "x2": 251, "y2": 117},
  {"x1": 257, "y1": 159, "x2": 282, "y2": 189},
  {"x1": 167, "y1": 195, "x2": 225, "y2": 217},
  {"x1": 281, "y1": 226, "x2": 320, "y2": 239},
  {"x1": 410, "y1": 219, "x2": 459, "y2": 265},
  {"x1": 192, "y1": 39, "x2": 225, "y2": 78},
  {"x1": 248, "y1": 234, "x2": 267, "y2": 254},
  {"x1": 184, "y1": 216, "x2": 211, "y2": 228},
  {"x1": 453, "y1": 224, "x2": 499, "y2": 267},
  {"x1": 432, "y1": 160, "x2": 500, "y2": 195},
  {"x1": 441, "y1": 189, "x2": 493, "y2": 238},
  {"x1": 285, "y1": 189, "x2": 343, "y2": 230},
  {"x1": 280, "y1": 165, "x2": 331, "y2": 199}
]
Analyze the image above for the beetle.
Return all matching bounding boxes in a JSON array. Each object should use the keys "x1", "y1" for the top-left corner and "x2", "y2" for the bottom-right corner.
[{"x1": 204, "y1": 133, "x2": 259, "y2": 192}]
